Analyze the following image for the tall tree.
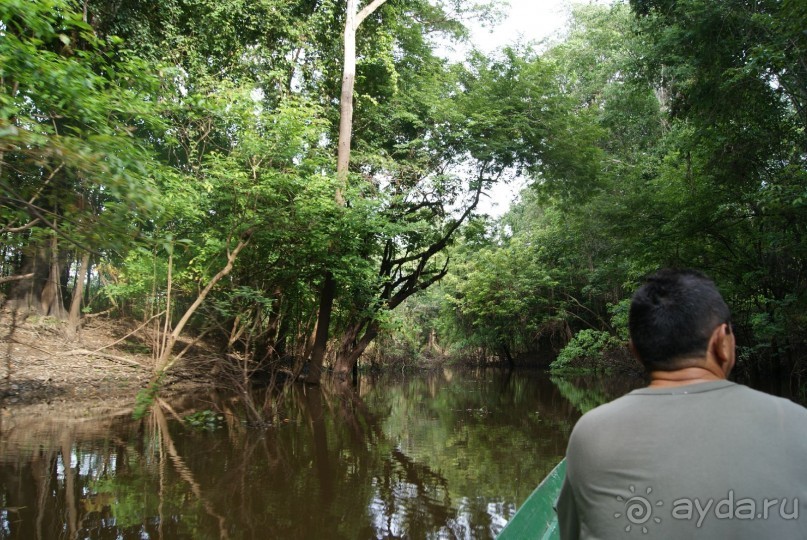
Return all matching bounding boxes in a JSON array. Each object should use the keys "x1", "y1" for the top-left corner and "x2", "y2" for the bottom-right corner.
[
  {"x1": 324, "y1": 43, "x2": 597, "y2": 377},
  {"x1": 307, "y1": 0, "x2": 390, "y2": 385}
]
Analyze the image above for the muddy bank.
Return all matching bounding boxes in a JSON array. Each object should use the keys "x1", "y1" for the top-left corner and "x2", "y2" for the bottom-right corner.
[{"x1": 1, "y1": 309, "x2": 214, "y2": 411}]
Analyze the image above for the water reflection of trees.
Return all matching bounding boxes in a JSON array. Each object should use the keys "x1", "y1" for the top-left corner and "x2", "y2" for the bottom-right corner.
[
  {"x1": 361, "y1": 368, "x2": 577, "y2": 537},
  {"x1": 0, "y1": 413, "x2": 153, "y2": 539},
  {"x1": 550, "y1": 374, "x2": 644, "y2": 414},
  {"x1": 0, "y1": 370, "x2": 588, "y2": 539}
]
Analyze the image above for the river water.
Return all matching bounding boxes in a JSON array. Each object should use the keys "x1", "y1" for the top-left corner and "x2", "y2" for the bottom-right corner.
[{"x1": 3, "y1": 368, "x2": 789, "y2": 539}]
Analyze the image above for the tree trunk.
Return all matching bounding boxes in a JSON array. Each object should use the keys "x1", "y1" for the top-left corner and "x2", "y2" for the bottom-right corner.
[
  {"x1": 66, "y1": 250, "x2": 90, "y2": 340},
  {"x1": 428, "y1": 328, "x2": 441, "y2": 355},
  {"x1": 333, "y1": 321, "x2": 379, "y2": 380},
  {"x1": 10, "y1": 234, "x2": 65, "y2": 318},
  {"x1": 335, "y1": 0, "x2": 358, "y2": 203},
  {"x1": 306, "y1": 272, "x2": 336, "y2": 383},
  {"x1": 83, "y1": 255, "x2": 93, "y2": 306},
  {"x1": 307, "y1": 0, "x2": 388, "y2": 384},
  {"x1": 9, "y1": 247, "x2": 47, "y2": 312},
  {"x1": 500, "y1": 341, "x2": 515, "y2": 369},
  {"x1": 43, "y1": 240, "x2": 65, "y2": 318},
  {"x1": 275, "y1": 305, "x2": 292, "y2": 359}
]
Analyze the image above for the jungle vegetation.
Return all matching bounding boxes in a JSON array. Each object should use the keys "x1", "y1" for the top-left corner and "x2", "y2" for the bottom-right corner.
[{"x1": 1, "y1": 0, "x2": 805, "y2": 386}]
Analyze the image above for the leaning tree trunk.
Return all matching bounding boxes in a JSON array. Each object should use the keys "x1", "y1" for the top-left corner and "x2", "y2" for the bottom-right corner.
[{"x1": 153, "y1": 231, "x2": 252, "y2": 377}]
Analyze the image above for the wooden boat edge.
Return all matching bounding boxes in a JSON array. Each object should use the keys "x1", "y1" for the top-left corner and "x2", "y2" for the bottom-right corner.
[{"x1": 496, "y1": 458, "x2": 567, "y2": 540}]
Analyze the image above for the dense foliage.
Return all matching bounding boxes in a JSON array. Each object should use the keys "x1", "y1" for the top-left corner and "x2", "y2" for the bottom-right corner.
[
  {"x1": 1, "y1": 0, "x2": 526, "y2": 382},
  {"x1": 423, "y1": 2, "x2": 807, "y2": 377},
  {"x1": 2, "y1": 0, "x2": 805, "y2": 383}
]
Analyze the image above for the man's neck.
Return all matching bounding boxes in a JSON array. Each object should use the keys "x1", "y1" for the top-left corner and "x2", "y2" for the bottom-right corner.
[{"x1": 648, "y1": 366, "x2": 726, "y2": 388}]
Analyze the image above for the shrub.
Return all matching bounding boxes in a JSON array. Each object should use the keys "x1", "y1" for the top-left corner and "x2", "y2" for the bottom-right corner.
[{"x1": 551, "y1": 329, "x2": 623, "y2": 372}]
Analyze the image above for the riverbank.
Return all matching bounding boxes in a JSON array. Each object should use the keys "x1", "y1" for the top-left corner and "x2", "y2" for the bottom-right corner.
[{"x1": 0, "y1": 308, "x2": 214, "y2": 410}]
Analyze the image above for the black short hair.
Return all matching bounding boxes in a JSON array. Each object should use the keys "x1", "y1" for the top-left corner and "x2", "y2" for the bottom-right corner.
[{"x1": 628, "y1": 269, "x2": 731, "y2": 371}]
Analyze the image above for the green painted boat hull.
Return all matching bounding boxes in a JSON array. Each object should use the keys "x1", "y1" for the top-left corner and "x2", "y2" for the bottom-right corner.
[{"x1": 497, "y1": 458, "x2": 566, "y2": 540}]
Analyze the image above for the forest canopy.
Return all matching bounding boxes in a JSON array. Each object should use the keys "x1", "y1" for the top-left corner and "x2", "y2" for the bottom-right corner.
[{"x1": 1, "y1": 0, "x2": 805, "y2": 384}]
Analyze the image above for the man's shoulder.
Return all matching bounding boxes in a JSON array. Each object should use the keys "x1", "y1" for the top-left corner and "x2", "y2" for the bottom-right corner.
[
  {"x1": 571, "y1": 381, "x2": 807, "y2": 436},
  {"x1": 568, "y1": 392, "x2": 640, "y2": 437},
  {"x1": 730, "y1": 383, "x2": 807, "y2": 417}
]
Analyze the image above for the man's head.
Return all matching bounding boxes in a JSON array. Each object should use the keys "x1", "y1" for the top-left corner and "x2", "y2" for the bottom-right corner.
[{"x1": 629, "y1": 269, "x2": 733, "y2": 372}]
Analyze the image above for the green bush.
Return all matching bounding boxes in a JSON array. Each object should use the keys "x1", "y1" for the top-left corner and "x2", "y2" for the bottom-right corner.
[{"x1": 551, "y1": 329, "x2": 622, "y2": 372}]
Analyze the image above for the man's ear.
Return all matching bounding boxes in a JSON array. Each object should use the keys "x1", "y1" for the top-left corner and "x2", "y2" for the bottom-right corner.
[{"x1": 710, "y1": 324, "x2": 736, "y2": 375}]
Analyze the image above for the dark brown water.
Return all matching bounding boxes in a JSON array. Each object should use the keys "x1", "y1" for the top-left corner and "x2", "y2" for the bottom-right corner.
[{"x1": 0, "y1": 370, "x2": 641, "y2": 539}]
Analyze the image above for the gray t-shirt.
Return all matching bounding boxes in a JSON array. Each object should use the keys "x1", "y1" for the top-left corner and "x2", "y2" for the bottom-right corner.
[{"x1": 557, "y1": 380, "x2": 807, "y2": 539}]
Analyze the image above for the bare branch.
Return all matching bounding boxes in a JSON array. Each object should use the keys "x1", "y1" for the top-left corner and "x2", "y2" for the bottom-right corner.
[
  {"x1": 82, "y1": 307, "x2": 115, "y2": 319},
  {"x1": 59, "y1": 348, "x2": 147, "y2": 368},
  {"x1": 389, "y1": 176, "x2": 485, "y2": 267},
  {"x1": 0, "y1": 273, "x2": 34, "y2": 284},
  {"x1": 89, "y1": 310, "x2": 167, "y2": 353},
  {"x1": 0, "y1": 190, "x2": 102, "y2": 256},
  {"x1": 389, "y1": 257, "x2": 450, "y2": 310},
  {"x1": 155, "y1": 228, "x2": 253, "y2": 374},
  {"x1": 356, "y1": 0, "x2": 388, "y2": 26},
  {"x1": 0, "y1": 218, "x2": 40, "y2": 234},
  {"x1": 29, "y1": 163, "x2": 64, "y2": 205}
]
